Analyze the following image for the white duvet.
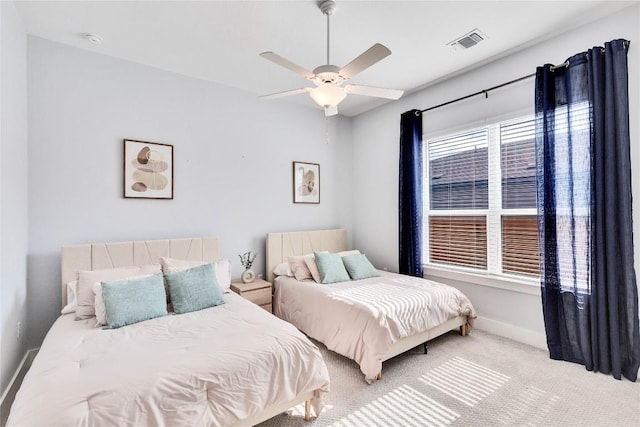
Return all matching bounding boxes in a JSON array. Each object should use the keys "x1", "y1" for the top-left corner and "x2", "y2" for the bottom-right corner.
[
  {"x1": 7, "y1": 292, "x2": 330, "y2": 427},
  {"x1": 274, "y1": 271, "x2": 476, "y2": 382}
]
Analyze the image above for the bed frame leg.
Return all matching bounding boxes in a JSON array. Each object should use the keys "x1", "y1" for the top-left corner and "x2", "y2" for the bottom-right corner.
[
  {"x1": 376, "y1": 371, "x2": 382, "y2": 380},
  {"x1": 304, "y1": 400, "x2": 311, "y2": 421},
  {"x1": 460, "y1": 324, "x2": 467, "y2": 337},
  {"x1": 423, "y1": 342, "x2": 428, "y2": 354}
]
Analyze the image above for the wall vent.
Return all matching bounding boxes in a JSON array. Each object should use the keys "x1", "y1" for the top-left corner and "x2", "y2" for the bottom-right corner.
[{"x1": 448, "y1": 29, "x2": 487, "y2": 51}]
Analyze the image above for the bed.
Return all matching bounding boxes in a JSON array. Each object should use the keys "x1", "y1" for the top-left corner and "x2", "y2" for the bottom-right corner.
[
  {"x1": 266, "y1": 229, "x2": 477, "y2": 383},
  {"x1": 7, "y1": 237, "x2": 330, "y2": 427}
]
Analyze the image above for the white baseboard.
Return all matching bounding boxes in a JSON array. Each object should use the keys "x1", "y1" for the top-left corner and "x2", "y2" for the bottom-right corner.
[
  {"x1": 474, "y1": 316, "x2": 547, "y2": 350},
  {"x1": 0, "y1": 348, "x2": 39, "y2": 427},
  {"x1": 474, "y1": 317, "x2": 640, "y2": 379}
]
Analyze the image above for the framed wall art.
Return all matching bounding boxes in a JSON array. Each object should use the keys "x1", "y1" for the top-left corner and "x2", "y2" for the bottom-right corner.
[
  {"x1": 293, "y1": 161, "x2": 320, "y2": 204},
  {"x1": 123, "y1": 139, "x2": 174, "y2": 199}
]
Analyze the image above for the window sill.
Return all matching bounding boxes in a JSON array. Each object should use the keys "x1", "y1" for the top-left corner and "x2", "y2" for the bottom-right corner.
[{"x1": 423, "y1": 265, "x2": 541, "y2": 296}]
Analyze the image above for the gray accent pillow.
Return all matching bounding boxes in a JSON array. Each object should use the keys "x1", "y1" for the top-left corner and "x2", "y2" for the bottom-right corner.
[
  {"x1": 342, "y1": 254, "x2": 380, "y2": 280},
  {"x1": 101, "y1": 273, "x2": 167, "y2": 329},
  {"x1": 314, "y1": 252, "x2": 350, "y2": 284},
  {"x1": 164, "y1": 263, "x2": 225, "y2": 314}
]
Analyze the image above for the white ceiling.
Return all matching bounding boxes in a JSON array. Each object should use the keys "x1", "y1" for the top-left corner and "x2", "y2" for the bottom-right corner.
[{"x1": 13, "y1": 0, "x2": 636, "y2": 117}]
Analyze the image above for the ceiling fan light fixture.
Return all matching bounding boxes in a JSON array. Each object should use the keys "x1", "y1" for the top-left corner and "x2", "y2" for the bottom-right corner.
[
  {"x1": 259, "y1": 0, "x2": 402, "y2": 116},
  {"x1": 310, "y1": 83, "x2": 346, "y2": 108}
]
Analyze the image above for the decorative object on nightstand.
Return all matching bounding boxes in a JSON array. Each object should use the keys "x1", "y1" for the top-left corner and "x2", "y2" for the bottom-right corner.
[
  {"x1": 231, "y1": 279, "x2": 273, "y2": 313},
  {"x1": 238, "y1": 251, "x2": 257, "y2": 283}
]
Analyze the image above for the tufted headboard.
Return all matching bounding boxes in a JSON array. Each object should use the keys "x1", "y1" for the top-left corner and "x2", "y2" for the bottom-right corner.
[{"x1": 60, "y1": 237, "x2": 219, "y2": 307}]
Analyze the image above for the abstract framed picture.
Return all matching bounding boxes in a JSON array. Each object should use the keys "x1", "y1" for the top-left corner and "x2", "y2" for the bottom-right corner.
[
  {"x1": 293, "y1": 161, "x2": 320, "y2": 204},
  {"x1": 123, "y1": 139, "x2": 174, "y2": 199}
]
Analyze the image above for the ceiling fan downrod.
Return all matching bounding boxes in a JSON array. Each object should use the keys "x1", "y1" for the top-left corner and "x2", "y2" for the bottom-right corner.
[{"x1": 320, "y1": 0, "x2": 336, "y2": 66}]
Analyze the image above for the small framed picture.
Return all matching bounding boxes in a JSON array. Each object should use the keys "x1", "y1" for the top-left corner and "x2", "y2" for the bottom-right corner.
[
  {"x1": 293, "y1": 161, "x2": 320, "y2": 204},
  {"x1": 123, "y1": 139, "x2": 173, "y2": 199}
]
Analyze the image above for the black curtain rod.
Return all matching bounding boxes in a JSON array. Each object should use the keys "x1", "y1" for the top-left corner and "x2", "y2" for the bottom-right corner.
[
  {"x1": 420, "y1": 72, "x2": 536, "y2": 113},
  {"x1": 418, "y1": 58, "x2": 573, "y2": 114}
]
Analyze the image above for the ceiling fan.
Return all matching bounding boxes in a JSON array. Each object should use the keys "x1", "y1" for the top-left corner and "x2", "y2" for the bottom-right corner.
[{"x1": 259, "y1": 0, "x2": 404, "y2": 116}]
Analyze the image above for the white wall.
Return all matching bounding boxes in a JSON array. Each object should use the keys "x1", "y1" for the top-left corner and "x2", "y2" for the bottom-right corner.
[
  {"x1": 26, "y1": 37, "x2": 353, "y2": 348},
  {"x1": 6, "y1": 0, "x2": 639, "y2": 388},
  {"x1": 0, "y1": 1, "x2": 28, "y2": 393},
  {"x1": 351, "y1": 5, "x2": 640, "y2": 347}
]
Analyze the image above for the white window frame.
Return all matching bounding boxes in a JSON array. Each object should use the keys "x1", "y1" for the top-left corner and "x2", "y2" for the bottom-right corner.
[{"x1": 423, "y1": 114, "x2": 539, "y2": 291}]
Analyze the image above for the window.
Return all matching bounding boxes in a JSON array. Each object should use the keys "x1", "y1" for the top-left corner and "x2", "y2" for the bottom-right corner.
[
  {"x1": 424, "y1": 115, "x2": 539, "y2": 278},
  {"x1": 547, "y1": 102, "x2": 591, "y2": 292}
]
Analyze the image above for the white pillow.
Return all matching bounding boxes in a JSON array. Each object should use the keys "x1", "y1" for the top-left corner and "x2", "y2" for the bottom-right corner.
[
  {"x1": 287, "y1": 256, "x2": 313, "y2": 281},
  {"x1": 298, "y1": 251, "x2": 359, "y2": 283},
  {"x1": 288, "y1": 252, "x2": 328, "y2": 282},
  {"x1": 76, "y1": 264, "x2": 162, "y2": 320},
  {"x1": 160, "y1": 257, "x2": 232, "y2": 292},
  {"x1": 61, "y1": 280, "x2": 78, "y2": 315},
  {"x1": 304, "y1": 257, "x2": 322, "y2": 283},
  {"x1": 93, "y1": 282, "x2": 107, "y2": 327},
  {"x1": 93, "y1": 274, "x2": 159, "y2": 327},
  {"x1": 338, "y1": 250, "x2": 361, "y2": 257},
  {"x1": 160, "y1": 257, "x2": 204, "y2": 274},
  {"x1": 272, "y1": 262, "x2": 293, "y2": 277}
]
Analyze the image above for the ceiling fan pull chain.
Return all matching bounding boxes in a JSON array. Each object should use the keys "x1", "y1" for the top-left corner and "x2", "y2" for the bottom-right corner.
[{"x1": 325, "y1": 113, "x2": 330, "y2": 144}]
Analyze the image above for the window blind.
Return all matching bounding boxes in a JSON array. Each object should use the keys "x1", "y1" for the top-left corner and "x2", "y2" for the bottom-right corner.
[
  {"x1": 500, "y1": 118, "x2": 536, "y2": 209},
  {"x1": 429, "y1": 216, "x2": 487, "y2": 269},
  {"x1": 501, "y1": 216, "x2": 539, "y2": 276},
  {"x1": 429, "y1": 129, "x2": 488, "y2": 210}
]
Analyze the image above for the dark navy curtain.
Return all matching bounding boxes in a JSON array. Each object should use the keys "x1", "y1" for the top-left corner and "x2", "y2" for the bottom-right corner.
[
  {"x1": 399, "y1": 109, "x2": 423, "y2": 277},
  {"x1": 535, "y1": 39, "x2": 640, "y2": 381}
]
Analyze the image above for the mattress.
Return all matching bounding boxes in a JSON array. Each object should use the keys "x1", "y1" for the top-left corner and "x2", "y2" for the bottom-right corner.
[
  {"x1": 7, "y1": 292, "x2": 330, "y2": 427},
  {"x1": 274, "y1": 270, "x2": 476, "y2": 382}
]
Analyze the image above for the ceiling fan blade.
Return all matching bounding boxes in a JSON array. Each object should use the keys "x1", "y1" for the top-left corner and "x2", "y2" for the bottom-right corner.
[
  {"x1": 339, "y1": 43, "x2": 392, "y2": 79},
  {"x1": 260, "y1": 52, "x2": 315, "y2": 80},
  {"x1": 259, "y1": 87, "x2": 311, "y2": 100},
  {"x1": 345, "y1": 84, "x2": 404, "y2": 100},
  {"x1": 324, "y1": 105, "x2": 339, "y2": 117}
]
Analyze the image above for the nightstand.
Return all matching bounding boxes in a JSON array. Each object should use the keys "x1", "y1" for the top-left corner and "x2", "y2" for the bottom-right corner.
[{"x1": 230, "y1": 278, "x2": 273, "y2": 313}]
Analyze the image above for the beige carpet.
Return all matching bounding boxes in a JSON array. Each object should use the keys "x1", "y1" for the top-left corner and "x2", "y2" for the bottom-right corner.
[{"x1": 258, "y1": 330, "x2": 639, "y2": 427}]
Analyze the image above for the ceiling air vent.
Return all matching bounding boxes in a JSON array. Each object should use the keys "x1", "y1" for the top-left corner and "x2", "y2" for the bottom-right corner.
[{"x1": 448, "y1": 29, "x2": 487, "y2": 51}]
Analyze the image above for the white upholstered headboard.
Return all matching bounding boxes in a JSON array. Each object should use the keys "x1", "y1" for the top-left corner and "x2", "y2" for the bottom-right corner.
[
  {"x1": 61, "y1": 237, "x2": 219, "y2": 307},
  {"x1": 265, "y1": 229, "x2": 347, "y2": 282}
]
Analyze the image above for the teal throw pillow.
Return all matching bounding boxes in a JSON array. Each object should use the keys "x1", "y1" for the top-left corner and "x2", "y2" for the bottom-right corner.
[
  {"x1": 101, "y1": 274, "x2": 168, "y2": 329},
  {"x1": 314, "y1": 251, "x2": 351, "y2": 284},
  {"x1": 164, "y1": 263, "x2": 225, "y2": 314},
  {"x1": 342, "y1": 254, "x2": 380, "y2": 280}
]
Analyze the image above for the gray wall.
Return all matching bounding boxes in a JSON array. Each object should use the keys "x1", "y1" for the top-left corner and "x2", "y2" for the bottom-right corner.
[
  {"x1": 25, "y1": 37, "x2": 354, "y2": 348},
  {"x1": 0, "y1": 1, "x2": 29, "y2": 393},
  {"x1": 350, "y1": 5, "x2": 640, "y2": 347}
]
